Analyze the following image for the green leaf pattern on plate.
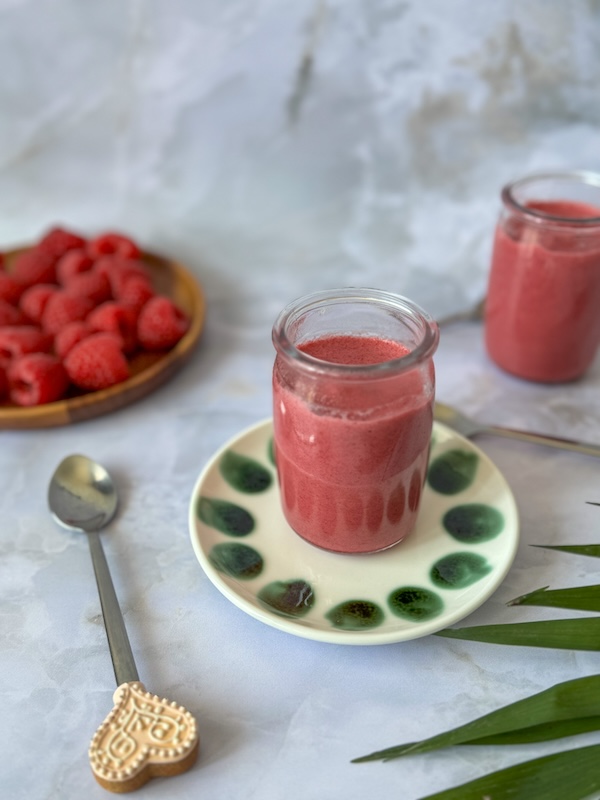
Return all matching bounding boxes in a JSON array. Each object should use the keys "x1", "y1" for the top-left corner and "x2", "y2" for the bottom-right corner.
[
  {"x1": 388, "y1": 587, "x2": 444, "y2": 621},
  {"x1": 197, "y1": 497, "x2": 255, "y2": 537},
  {"x1": 195, "y1": 434, "x2": 509, "y2": 630},
  {"x1": 208, "y1": 542, "x2": 264, "y2": 579},
  {"x1": 428, "y1": 449, "x2": 479, "y2": 495},
  {"x1": 219, "y1": 450, "x2": 273, "y2": 493},
  {"x1": 443, "y1": 503, "x2": 504, "y2": 543},
  {"x1": 326, "y1": 600, "x2": 385, "y2": 631},
  {"x1": 258, "y1": 580, "x2": 315, "y2": 617},
  {"x1": 431, "y1": 552, "x2": 493, "y2": 589}
]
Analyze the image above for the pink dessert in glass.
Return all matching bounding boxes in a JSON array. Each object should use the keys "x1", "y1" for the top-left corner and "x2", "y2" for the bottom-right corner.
[
  {"x1": 485, "y1": 172, "x2": 600, "y2": 383},
  {"x1": 272, "y1": 289, "x2": 439, "y2": 554}
]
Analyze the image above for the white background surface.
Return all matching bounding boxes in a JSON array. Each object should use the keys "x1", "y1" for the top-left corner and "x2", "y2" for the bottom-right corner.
[{"x1": 2, "y1": 2, "x2": 600, "y2": 798}]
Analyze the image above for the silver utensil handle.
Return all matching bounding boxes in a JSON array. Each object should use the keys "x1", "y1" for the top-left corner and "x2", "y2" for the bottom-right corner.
[
  {"x1": 488, "y1": 425, "x2": 600, "y2": 458},
  {"x1": 88, "y1": 534, "x2": 139, "y2": 686}
]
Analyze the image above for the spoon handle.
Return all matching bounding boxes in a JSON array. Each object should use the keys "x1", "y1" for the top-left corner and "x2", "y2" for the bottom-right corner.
[
  {"x1": 487, "y1": 425, "x2": 600, "y2": 458},
  {"x1": 88, "y1": 534, "x2": 139, "y2": 685}
]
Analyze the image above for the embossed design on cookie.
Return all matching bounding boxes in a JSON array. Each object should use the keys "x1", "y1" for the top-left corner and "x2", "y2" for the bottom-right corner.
[{"x1": 89, "y1": 681, "x2": 199, "y2": 792}]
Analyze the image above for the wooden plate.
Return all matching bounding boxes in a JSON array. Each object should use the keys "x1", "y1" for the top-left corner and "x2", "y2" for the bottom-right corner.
[{"x1": 0, "y1": 248, "x2": 205, "y2": 429}]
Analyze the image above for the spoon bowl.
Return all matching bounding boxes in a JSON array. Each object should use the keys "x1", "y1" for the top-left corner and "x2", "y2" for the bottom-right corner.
[{"x1": 49, "y1": 454, "x2": 117, "y2": 533}]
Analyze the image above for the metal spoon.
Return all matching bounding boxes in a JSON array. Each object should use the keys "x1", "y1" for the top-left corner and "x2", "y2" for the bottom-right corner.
[
  {"x1": 49, "y1": 454, "x2": 139, "y2": 685},
  {"x1": 48, "y1": 454, "x2": 199, "y2": 792},
  {"x1": 435, "y1": 402, "x2": 600, "y2": 458}
]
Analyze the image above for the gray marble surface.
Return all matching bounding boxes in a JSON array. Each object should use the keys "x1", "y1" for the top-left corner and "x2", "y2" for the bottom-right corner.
[
  {"x1": 4, "y1": 320, "x2": 600, "y2": 800},
  {"x1": 2, "y1": 1, "x2": 600, "y2": 798}
]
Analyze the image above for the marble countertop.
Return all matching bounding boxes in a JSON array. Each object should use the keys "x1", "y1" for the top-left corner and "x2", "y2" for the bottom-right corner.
[
  {"x1": 3, "y1": 2, "x2": 600, "y2": 797},
  {"x1": 3, "y1": 290, "x2": 600, "y2": 799}
]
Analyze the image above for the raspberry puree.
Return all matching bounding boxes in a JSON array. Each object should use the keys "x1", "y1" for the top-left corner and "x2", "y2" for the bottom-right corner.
[
  {"x1": 272, "y1": 335, "x2": 434, "y2": 554},
  {"x1": 485, "y1": 199, "x2": 600, "y2": 382}
]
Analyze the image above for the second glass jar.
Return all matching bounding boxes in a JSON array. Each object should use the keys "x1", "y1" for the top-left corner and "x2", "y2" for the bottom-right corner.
[{"x1": 485, "y1": 171, "x2": 600, "y2": 383}]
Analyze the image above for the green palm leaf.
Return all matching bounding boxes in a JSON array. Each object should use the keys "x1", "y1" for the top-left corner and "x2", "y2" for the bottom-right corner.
[
  {"x1": 435, "y1": 617, "x2": 600, "y2": 649},
  {"x1": 353, "y1": 675, "x2": 600, "y2": 763},
  {"x1": 418, "y1": 744, "x2": 600, "y2": 800},
  {"x1": 508, "y1": 585, "x2": 600, "y2": 612},
  {"x1": 532, "y1": 544, "x2": 600, "y2": 558},
  {"x1": 469, "y1": 716, "x2": 600, "y2": 745}
]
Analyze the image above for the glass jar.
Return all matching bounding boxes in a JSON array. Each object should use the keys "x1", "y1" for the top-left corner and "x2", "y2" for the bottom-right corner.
[
  {"x1": 272, "y1": 288, "x2": 439, "y2": 555},
  {"x1": 485, "y1": 171, "x2": 600, "y2": 382}
]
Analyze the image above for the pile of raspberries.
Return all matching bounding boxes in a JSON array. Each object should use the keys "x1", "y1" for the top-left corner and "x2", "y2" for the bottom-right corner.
[{"x1": 0, "y1": 226, "x2": 190, "y2": 406}]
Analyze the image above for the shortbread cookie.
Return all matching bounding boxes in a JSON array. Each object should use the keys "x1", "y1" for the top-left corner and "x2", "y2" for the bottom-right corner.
[{"x1": 89, "y1": 681, "x2": 199, "y2": 793}]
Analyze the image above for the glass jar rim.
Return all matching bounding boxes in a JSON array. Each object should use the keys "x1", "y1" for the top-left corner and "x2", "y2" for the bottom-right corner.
[
  {"x1": 502, "y1": 170, "x2": 600, "y2": 226},
  {"x1": 272, "y1": 287, "x2": 439, "y2": 378}
]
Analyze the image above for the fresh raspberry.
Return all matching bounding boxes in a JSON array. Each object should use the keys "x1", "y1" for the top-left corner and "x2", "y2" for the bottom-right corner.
[
  {"x1": 54, "y1": 320, "x2": 90, "y2": 359},
  {"x1": 64, "y1": 332, "x2": 130, "y2": 391},
  {"x1": 64, "y1": 270, "x2": 111, "y2": 304},
  {"x1": 0, "y1": 364, "x2": 7, "y2": 400},
  {"x1": 41, "y1": 291, "x2": 94, "y2": 335},
  {"x1": 56, "y1": 248, "x2": 94, "y2": 285},
  {"x1": 87, "y1": 232, "x2": 141, "y2": 260},
  {"x1": 94, "y1": 256, "x2": 149, "y2": 294},
  {"x1": 87, "y1": 301, "x2": 138, "y2": 353},
  {"x1": 110, "y1": 265, "x2": 152, "y2": 297},
  {"x1": 115, "y1": 274, "x2": 154, "y2": 311},
  {"x1": 8, "y1": 353, "x2": 69, "y2": 406},
  {"x1": 0, "y1": 325, "x2": 53, "y2": 368},
  {"x1": 38, "y1": 227, "x2": 86, "y2": 261},
  {"x1": 0, "y1": 299, "x2": 29, "y2": 327},
  {"x1": 19, "y1": 284, "x2": 57, "y2": 324},
  {"x1": 137, "y1": 295, "x2": 190, "y2": 350},
  {"x1": 0, "y1": 272, "x2": 24, "y2": 304},
  {"x1": 12, "y1": 249, "x2": 57, "y2": 286}
]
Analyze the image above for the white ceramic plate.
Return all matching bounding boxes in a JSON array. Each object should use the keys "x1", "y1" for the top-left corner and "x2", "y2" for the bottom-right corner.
[{"x1": 188, "y1": 419, "x2": 519, "y2": 645}]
